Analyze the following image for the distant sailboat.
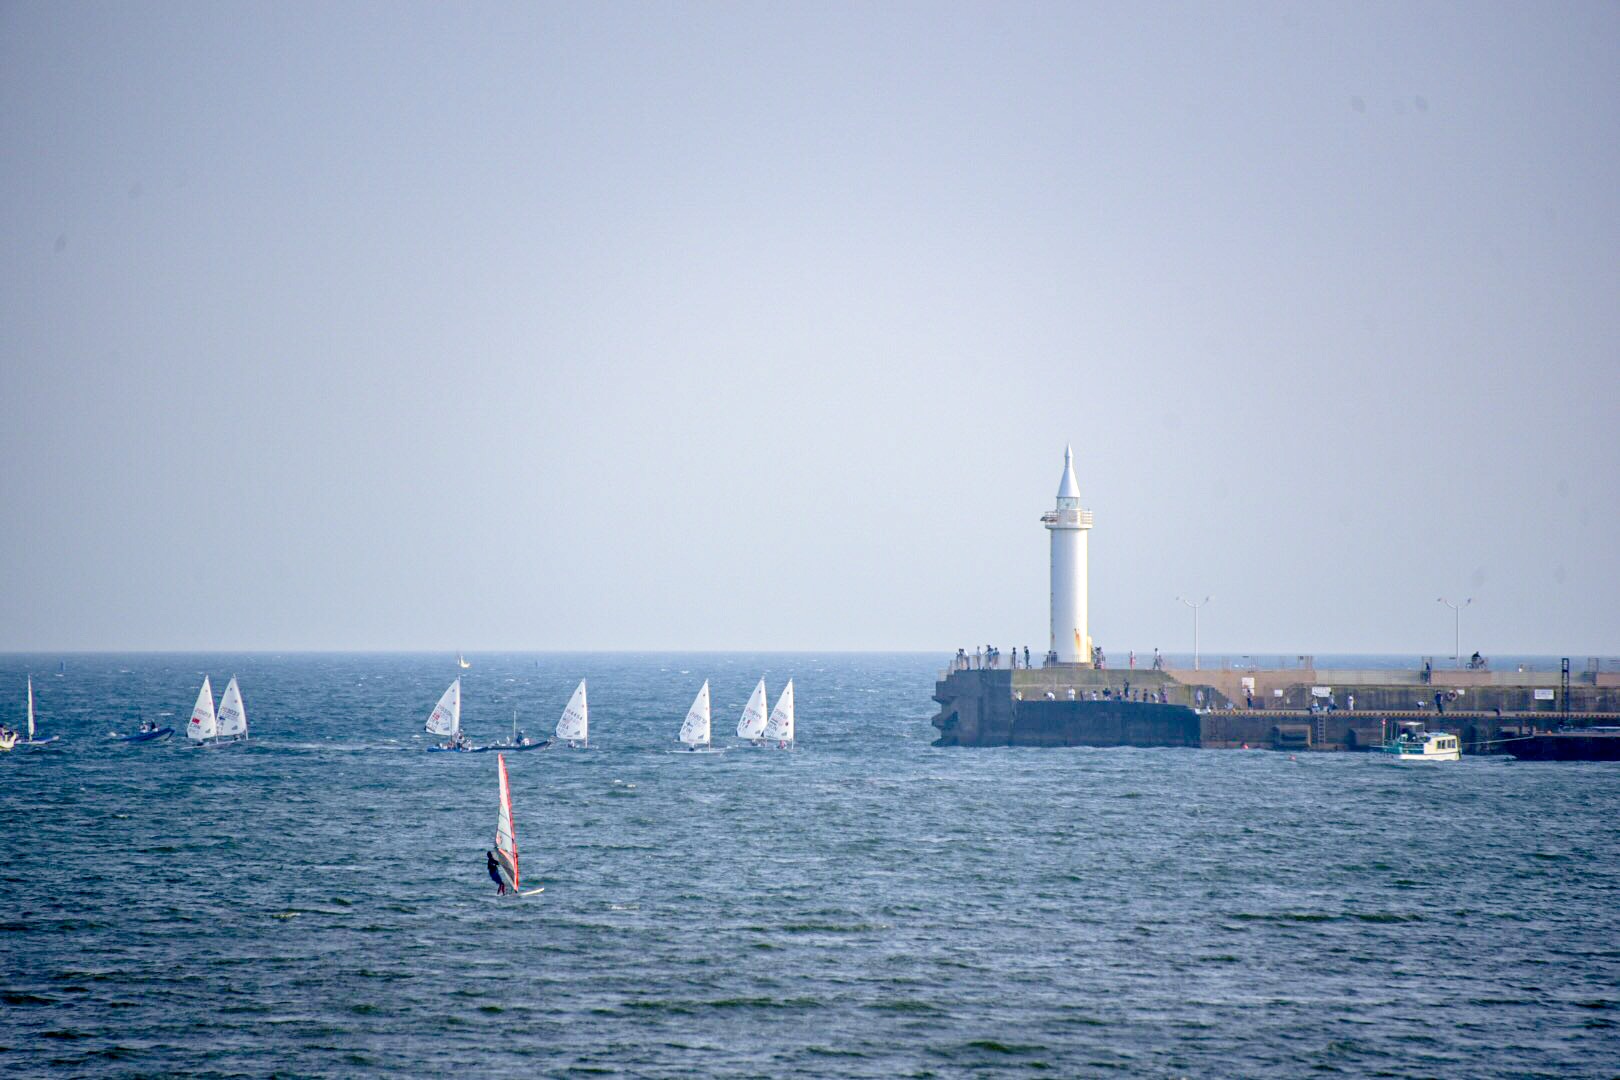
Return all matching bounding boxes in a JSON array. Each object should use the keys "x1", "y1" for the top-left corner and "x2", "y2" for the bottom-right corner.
[
  {"x1": 737, "y1": 678, "x2": 769, "y2": 744},
  {"x1": 675, "y1": 681, "x2": 713, "y2": 752},
  {"x1": 494, "y1": 753, "x2": 543, "y2": 896},
  {"x1": 556, "y1": 680, "x2": 588, "y2": 748},
  {"x1": 184, "y1": 676, "x2": 242, "y2": 745},
  {"x1": 763, "y1": 678, "x2": 795, "y2": 749},
  {"x1": 215, "y1": 676, "x2": 249, "y2": 741},
  {"x1": 425, "y1": 678, "x2": 470, "y2": 752},
  {"x1": 21, "y1": 676, "x2": 60, "y2": 746},
  {"x1": 186, "y1": 677, "x2": 217, "y2": 742},
  {"x1": 459, "y1": 652, "x2": 471, "y2": 669}
]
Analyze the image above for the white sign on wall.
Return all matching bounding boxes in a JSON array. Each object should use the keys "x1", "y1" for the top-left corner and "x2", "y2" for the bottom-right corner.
[
  {"x1": 1311, "y1": 686, "x2": 1332, "y2": 698},
  {"x1": 1241, "y1": 677, "x2": 1255, "y2": 691},
  {"x1": 1535, "y1": 689, "x2": 1555, "y2": 701},
  {"x1": 1273, "y1": 689, "x2": 1284, "y2": 698}
]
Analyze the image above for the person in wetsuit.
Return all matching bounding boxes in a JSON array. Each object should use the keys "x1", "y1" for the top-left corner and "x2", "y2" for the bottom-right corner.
[{"x1": 486, "y1": 849, "x2": 505, "y2": 894}]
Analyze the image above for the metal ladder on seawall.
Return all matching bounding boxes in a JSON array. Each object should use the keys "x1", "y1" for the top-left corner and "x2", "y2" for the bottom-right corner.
[{"x1": 1313, "y1": 712, "x2": 1327, "y2": 749}]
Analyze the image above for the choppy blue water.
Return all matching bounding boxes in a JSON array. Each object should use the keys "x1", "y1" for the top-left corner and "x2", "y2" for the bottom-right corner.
[{"x1": 2, "y1": 653, "x2": 1617, "y2": 1078}]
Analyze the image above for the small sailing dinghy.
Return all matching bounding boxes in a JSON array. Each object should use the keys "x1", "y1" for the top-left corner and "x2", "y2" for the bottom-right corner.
[
  {"x1": 215, "y1": 677, "x2": 249, "y2": 742},
  {"x1": 555, "y1": 679, "x2": 588, "y2": 748},
  {"x1": 425, "y1": 678, "x2": 472, "y2": 752},
  {"x1": 186, "y1": 676, "x2": 247, "y2": 745},
  {"x1": 21, "y1": 677, "x2": 60, "y2": 746},
  {"x1": 672, "y1": 680, "x2": 722, "y2": 753},
  {"x1": 494, "y1": 753, "x2": 544, "y2": 896},
  {"x1": 459, "y1": 651, "x2": 471, "y2": 669},
  {"x1": 763, "y1": 678, "x2": 795, "y2": 749},
  {"x1": 736, "y1": 678, "x2": 769, "y2": 745}
]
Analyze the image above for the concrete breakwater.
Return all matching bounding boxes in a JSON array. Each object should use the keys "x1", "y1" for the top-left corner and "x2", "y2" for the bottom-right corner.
[{"x1": 931, "y1": 664, "x2": 1620, "y2": 752}]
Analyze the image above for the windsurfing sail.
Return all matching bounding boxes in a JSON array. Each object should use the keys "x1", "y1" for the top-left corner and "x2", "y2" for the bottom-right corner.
[
  {"x1": 737, "y1": 678, "x2": 769, "y2": 740},
  {"x1": 556, "y1": 679, "x2": 588, "y2": 743},
  {"x1": 217, "y1": 676, "x2": 248, "y2": 738},
  {"x1": 679, "y1": 681, "x2": 711, "y2": 748},
  {"x1": 26, "y1": 677, "x2": 35, "y2": 741},
  {"x1": 495, "y1": 753, "x2": 519, "y2": 891},
  {"x1": 763, "y1": 678, "x2": 795, "y2": 743},
  {"x1": 187, "y1": 676, "x2": 217, "y2": 741},
  {"x1": 426, "y1": 678, "x2": 461, "y2": 737},
  {"x1": 459, "y1": 651, "x2": 471, "y2": 669}
]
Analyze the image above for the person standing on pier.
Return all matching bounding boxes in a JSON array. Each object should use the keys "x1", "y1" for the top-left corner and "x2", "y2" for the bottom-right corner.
[{"x1": 1024, "y1": 646, "x2": 1031, "y2": 668}]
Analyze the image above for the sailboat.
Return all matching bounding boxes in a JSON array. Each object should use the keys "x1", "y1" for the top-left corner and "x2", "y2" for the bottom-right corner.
[
  {"x1": 555, "y1": 679, "x2": 588, "y2": 748},
  {"x1": 763, "y1": 678, "x2": 795, "y2": 749},
  {"x1": 672, "y1": 680, "x2": 720, "y2": 753},
  {"x1": 737, "y1": 678, "x2": 769, "y2": 745},
  {"x1": 458, "y1": 651, "x2": 471, "y2": 669},
  {"x1": 215, "y1": 677, "x2": 249, "y2": 742},
  {"x1": 494, "y1": 753, "x2": 544, "y2": 896},
  {"x1": 20, "y1": 677, "x2": 60, "y2": 745},
  {"x1": 425, "y1": 678, "x2": 471, "y2": 752}
]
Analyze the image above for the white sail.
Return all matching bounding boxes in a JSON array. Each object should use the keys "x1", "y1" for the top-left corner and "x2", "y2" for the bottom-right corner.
[
  {"x1": 495, "y1": 753, "x2": 519, "y2": 891},
  {"x1": 426, "y1": 678, "x2": 461, "y2": 737},
  {"x1": 556, "y1": 679, "x2": 588, "y2": 743},
  {"x1": 763, "y1": 678, "x2": 795, "y2": 743},
  {"x1": 679, "y1": 681, "x2": 711, "y2": 748},
  {"x1": 187, "y1": 676, "x2": 217, "y2": 741},
  {"x1": 26, "y1": 677, "x2": 35, "y2": 741},
  {"x1": 217, "y1": 676, "x2": 248, "y2": 738},
  {"x1": 737, "y1": 678, "x2": 769, "y2": 739},
  {"x1": 459, "y1": 651, "x2": 470, "y2": 669}
]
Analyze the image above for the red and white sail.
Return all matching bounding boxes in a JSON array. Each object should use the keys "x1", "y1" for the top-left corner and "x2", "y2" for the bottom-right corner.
[
  {"x1": 187, "y1": 676, "x2": 217, "y2": 741},
  {"x1": 494, "y1": 753, "x2": 519, "y2": 891}
]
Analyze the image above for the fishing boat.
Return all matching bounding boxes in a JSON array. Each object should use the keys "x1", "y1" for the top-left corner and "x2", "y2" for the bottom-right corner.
[
  {"x1": 736, "y1": 678, "x2": 769, "y2": 745},
  {"x1": 20, "y1": 677, "x2": 60, "y2": 746},
  {"x1": 425, "y1": 678, "x2": 472, "y2": 752},
  {"x1": 672, "y1": 680, "x2": 721, "y2": 753},
  {"x1": 763, "y1": 678, "x2": 795, "y2": 749},
  {"x1": 493, "y1": 753, "x2": 544, "y2": 896},
  {"x1": 555, "y1": 679, "x2": 588, "y2": 748},
  {"x1": 1380, "y1": 722, "x2": 1461, "y2": 762}
]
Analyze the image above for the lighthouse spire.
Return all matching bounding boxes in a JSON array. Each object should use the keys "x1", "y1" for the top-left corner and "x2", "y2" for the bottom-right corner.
[
  {"x1": 1043, "y1": 444, "x2": 1094, "y2": 664},
  {"x1": 1057, "y1": 444, "x2": 1081, "y2": 502}
]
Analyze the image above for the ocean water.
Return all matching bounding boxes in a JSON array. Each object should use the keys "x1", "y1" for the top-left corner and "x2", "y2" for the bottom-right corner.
[{"x1": 2, "y1": 653, "x2": 1617, "y2": 1078}]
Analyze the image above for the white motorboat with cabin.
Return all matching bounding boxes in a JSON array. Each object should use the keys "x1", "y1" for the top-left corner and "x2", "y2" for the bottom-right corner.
[{"x1": 1380, "y1": 722, "x2": 1461, "y2": 762}]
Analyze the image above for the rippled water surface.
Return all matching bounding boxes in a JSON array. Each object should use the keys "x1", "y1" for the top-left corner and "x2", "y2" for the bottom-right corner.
[{"x1": 2, "y1": 653, "x2": 1617, "y2": 1077}]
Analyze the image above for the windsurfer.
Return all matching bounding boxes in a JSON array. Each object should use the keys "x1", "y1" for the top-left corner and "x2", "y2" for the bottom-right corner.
[{"x1": 486, "y1": 850, "x2": 505, "y2": 894}]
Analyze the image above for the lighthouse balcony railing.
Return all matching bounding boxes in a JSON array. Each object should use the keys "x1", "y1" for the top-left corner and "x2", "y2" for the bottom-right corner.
[{"x1": 1040, "y1": 509, "x2": 1093, "y2": 527}]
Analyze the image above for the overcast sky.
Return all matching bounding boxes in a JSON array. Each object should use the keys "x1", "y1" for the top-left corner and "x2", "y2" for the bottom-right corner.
[{"x1": 2, "y1": 2, "x2": 1616, "y2": 655}]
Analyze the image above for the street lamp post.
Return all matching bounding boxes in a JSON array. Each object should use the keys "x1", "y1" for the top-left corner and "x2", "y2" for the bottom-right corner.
[
  {"x1": 1437, "y1": 597, "x2": 1472, "y2": 668},
  {"x1": 1177, "y1": 596, "x2": 1212, "y2": 671}
]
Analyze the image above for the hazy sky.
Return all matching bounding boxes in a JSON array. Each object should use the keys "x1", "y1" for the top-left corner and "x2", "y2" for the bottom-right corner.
[{"x1": 3, "y1": 2, "x2": 1617, "y2": 655}]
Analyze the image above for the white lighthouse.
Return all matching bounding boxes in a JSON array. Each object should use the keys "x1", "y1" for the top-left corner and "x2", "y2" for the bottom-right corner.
[{"x1": 1043, "y1": 445, "x2": 1094, "y2": 665}]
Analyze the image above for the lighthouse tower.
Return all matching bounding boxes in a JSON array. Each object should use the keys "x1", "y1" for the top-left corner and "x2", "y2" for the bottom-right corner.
[{"x1": 1042, "y1": 445, "x2": 1094, "y2": 665}]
